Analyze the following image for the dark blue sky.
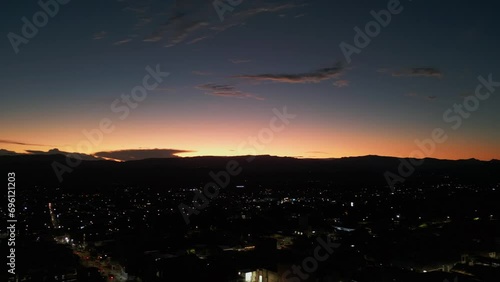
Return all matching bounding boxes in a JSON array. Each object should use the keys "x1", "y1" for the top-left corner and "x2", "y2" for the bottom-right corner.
[{"x1": 1, "y1": 0, "x2": 499, "y2": 160}]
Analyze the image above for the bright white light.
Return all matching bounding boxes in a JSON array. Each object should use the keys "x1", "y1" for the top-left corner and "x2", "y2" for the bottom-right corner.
[{"x1": 245, "y1": 272, "x2": 252, "y2": 282}]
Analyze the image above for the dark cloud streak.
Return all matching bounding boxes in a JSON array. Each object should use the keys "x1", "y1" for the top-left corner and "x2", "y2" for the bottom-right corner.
[
  {"x1": 233, "y1": 65, "x2": 344, "y2": 84},
  {"x1": 0, "y1": 139, "x2": 53, "y2": 146},
  {"x1": 392, "y1": 67, "x2": 443, "y2": 78},
  {"x1": 94, "y1": 149, "x2": 192, "y2": 161},
  {"x1": 196, "y1": 83, "x2": 264, "y2": 100}
]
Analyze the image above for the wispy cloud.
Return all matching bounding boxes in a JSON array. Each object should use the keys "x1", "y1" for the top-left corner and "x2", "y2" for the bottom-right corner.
[
  {"x1": 333, "y1": 80, "x2": 349, "y2": 88},
  {"x1": 169, "y1": 21, "x2": 209, "y2": 45},
  {"x1": 233, "y1": 64, "x2": 344, "y2": 84},
  {"x1": 0, "y1": 139, "x2": 53, "y2": 147},
  {"x1": 94, "y1": 148, "x2": 191, "y2": 161},
  {"x1": 232, "y1": 3, "x2": 304, "y2": 19},
  {"x1": 139, "y1": 1, "x2": 303, "y2": 47},
  {"x1": 143, "y1": 9, "x2": 210, "y2": 45},
  {"x1": 113, "y1": 38, "x2": 132, "y2": 45},
  {"x1": 119, "y1": 0, "x2": 155, "y2": 30},
  {"x1": 392, "y1": 67, "x2": 443, "y2": 78},
  {"x1": 92, "y1": 31, "x2": 107, "y2": 40},
  {"x1": 187, "y1": 35, "x2": 211, "y2": 44},
  {"x1": 196, "y1": 83, "x2": 264, "y2": 100}
]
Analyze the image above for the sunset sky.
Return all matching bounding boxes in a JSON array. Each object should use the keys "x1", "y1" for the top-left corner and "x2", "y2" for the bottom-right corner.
[{"x1": 1, "y1": 0, "x2": 499, "y2": 161}]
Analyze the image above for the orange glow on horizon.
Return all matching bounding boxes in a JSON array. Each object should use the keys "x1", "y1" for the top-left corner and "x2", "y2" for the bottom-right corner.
[
  {"x1": 3, "y1": 125, "x2": 499, "y2": 161},
  {"x1": 2, "y1": 109, "x2": 499, "y2": 161}
]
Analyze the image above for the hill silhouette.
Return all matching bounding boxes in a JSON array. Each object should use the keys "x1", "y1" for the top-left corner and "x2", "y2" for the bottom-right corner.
[{"x1": 1, "y1": 154, "x2": 499, "y2": 191}]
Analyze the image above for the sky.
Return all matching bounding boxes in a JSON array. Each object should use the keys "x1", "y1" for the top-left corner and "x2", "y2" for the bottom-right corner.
[{"x1": 1, "y1": 0, "x2": 499, "y2": 161}]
